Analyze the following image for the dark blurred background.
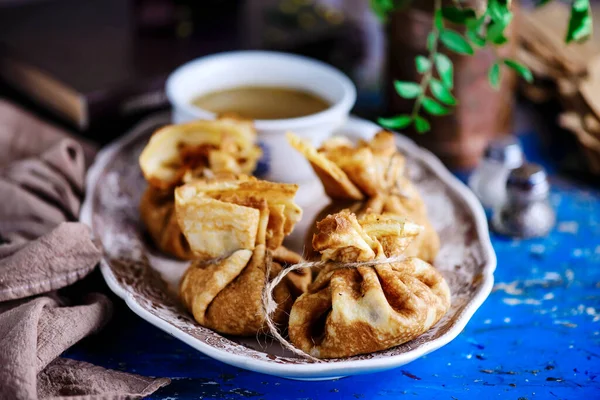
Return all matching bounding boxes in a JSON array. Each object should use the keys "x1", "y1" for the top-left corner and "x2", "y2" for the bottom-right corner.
[
  {"x1": 0, "y1": 0, "x2": 599, "y2": 181},
  {"x1": 0, "y1": 0, "x2": 383, "y2": 132}
]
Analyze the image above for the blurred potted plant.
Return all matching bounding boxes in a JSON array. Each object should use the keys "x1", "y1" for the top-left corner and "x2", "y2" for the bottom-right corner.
[{"x1": 374, "y1": 0, "x2": 593, "y2": 168}]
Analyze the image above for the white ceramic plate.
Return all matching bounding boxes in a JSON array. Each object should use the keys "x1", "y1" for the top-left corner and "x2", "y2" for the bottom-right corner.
[{"x1": 81, "y1": 114, "x2": 496, "y2": 381}]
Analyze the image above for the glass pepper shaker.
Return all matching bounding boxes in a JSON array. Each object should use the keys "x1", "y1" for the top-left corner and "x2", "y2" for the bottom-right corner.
[
  {"x1": 468, "y1": 137, "x2": 524, "y2": 210},
  {"x1": 492, "y1": 164, "x2": 556, "y2": 238}
]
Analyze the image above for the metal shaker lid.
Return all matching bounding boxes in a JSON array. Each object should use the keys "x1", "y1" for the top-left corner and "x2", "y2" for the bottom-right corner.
[
  {"x1": 484, "y1": 137, "x2": 524, "y2": 169},
  {"x1": 506, "y1": 163, "x2": 549, "y2": 201}
]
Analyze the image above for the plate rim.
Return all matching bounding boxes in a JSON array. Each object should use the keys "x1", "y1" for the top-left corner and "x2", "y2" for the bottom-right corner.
[{"x1": 81, "y1": 114, "x2": 496, "y2": 379}]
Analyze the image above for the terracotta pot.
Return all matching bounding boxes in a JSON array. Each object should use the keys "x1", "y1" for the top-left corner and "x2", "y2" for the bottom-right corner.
[{"x1": 386, "y1": 3, "x2": 518, "y2": 169}]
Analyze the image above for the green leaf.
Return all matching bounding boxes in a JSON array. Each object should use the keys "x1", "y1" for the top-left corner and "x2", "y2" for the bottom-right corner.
[
  {"x1": 370, "y1": 0, "x2": 413, "y2": 20},
  {"x1": 467, "y1": 29, "x2": 487, "y2": 47},
  {"x1": 572, "y1": 0, "x2": 588, "y2": 12},
  {"x1": 504, "y1": 59, "x2": 533, "y2": 83},
  {"x1": 434, "y1": 53, "x2": 453, "y2": 89},
  {"x1": 466, "y1": 16, "x2": 487, "y2": 47},
  {"x1": 487, "y1": 0, "x2": 503, "y2": 21},
  {"x1": 394, "y1": 80, "x2": 421, "y2": 98},
  {"x1": 415, "y1": 55, "x2": 431, "y2": 73},
  {"x1": 434, "y1": 9, "x2": 444, "y2": 30},
  {"x1": 378, "y1": 115, "x2": 413, "y2": 129},
  {"x1": 439, "y1": 29, "x2": 474, "y2": 55},
  {"x1": 426, "y1": 32, "x2": 437, "y2": 51},
  {"x1": 430, "y1": 79, "x2": 457, "y2": 106},
  {"x1": 492, "y1": 35, "x2": 509, "y2": 45},
  {"x1": 466, "y1": 15, "x2": 486, "y2": 32},
  {"x1": 370, "y1": 0, "x2": 395, "y2": 20},
  {"x1": 488, "y1": 0, "x2": 512, "y2": 25},
  {"x1": 414, "y1": 116, "x2": 431, "y2": 133},
  {"x1": 486, "y1": 15, "x2": 512, "y2": 45},
  {"x1": 441, "y1": 6, "x2": 476, "y2": 24},
  {"x1": 489, "y1": 62, "x2": 501, "y2": 89},
  {"x1": 566, "y1": 0, "x2": 592, "y2": 43},
  {"x1": 487, "y1": 0, "x2": 514, "y2": 45},
  {"x1": 535, "y1": 0, "x2": 553, "y2": 6},
  {"x1": 421, "y1": 97, "x2": 449, "y2": 115}
]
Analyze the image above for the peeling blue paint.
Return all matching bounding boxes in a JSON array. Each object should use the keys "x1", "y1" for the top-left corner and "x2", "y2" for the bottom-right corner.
[{"x1": 66, "y1": 136, "x2": 600, "y2": 399}]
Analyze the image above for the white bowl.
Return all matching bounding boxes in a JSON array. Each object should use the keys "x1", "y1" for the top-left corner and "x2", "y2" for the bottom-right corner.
[{"x1": 166, "y1": 51, "x2": 357, "y2": 184}]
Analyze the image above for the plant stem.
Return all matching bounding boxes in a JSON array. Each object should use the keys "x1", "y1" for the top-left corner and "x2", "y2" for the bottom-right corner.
[
  {"x1": 490, "y1": 42, "x2": 505, "y2": 83},
  {"x1": 411, "y1": 0, "x2": 442, "y2": 119}
]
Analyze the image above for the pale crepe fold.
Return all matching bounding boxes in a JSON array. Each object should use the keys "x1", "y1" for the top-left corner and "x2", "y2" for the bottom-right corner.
[{"x1": 174, "y1": 175, "x2": 303, "y2": 258}]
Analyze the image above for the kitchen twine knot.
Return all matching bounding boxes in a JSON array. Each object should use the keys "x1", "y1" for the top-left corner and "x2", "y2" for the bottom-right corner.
[{"x1": 261, "y1": 254, "x2": 408, "y2": 362}]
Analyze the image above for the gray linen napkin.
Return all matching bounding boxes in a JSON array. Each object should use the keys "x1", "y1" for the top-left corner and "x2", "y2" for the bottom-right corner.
[
  {"x1": 0, "y1": 99, "x2": 96, "y2": 169},
  {"x1": 0, "y1": 101, "x2": 170, "y2": 399}
]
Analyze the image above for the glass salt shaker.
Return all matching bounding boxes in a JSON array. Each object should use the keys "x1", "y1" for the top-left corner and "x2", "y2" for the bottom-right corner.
[
  {"x1": 469, "y1": 137, "x2": 524, "y2": 210},
  {"x1": 492, "y1": 164, "x2": 556, "y2": 238}
]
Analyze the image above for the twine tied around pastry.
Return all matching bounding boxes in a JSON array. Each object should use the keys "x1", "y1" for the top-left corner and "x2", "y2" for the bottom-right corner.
[{"x1": 261, "y1": 253, "x2": 408, "y2": 362}]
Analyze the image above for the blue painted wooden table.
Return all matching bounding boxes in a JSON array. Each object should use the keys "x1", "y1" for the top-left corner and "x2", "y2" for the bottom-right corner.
[{"x1": 66, "y1": 132, "x2": 600, "y2": 399}]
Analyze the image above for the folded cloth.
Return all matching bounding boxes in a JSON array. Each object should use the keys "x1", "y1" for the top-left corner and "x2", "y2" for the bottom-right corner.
[
  {"x1": 0, "y1": 138, "x2": 86, "y2": 250},
  {"x1": 0, "y1": 100, "x2": 96, "y2": 169},
  {"x1": 0, "y1": 101, "x2": 169, "y2": 399},
  {"x1": 0, "y1": 223, "x2": 100, "y2": 303}
]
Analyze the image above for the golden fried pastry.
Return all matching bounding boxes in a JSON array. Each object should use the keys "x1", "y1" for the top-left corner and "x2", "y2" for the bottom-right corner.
[
  {"x1": 288, "y1": 210, "x2": 451, "y2": 359},
  {"x1": 138, "y1": 117, "x2": 262, "y2": 259},
  {"x1": 176, "y1": 176, "x2": 310, "y2": 336},
  {"x1": 140, "y1": 186, "x2": 193, "y2": 259},
  {"x1": 287, "y1": 131, "x2": 439, "y2": 263},
  {"x1": 180, "y1": 245, "x2": 294, "y2": 336},
  {"x1": 140, "y1": 117, "x2": 262, "y2": 190}
]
